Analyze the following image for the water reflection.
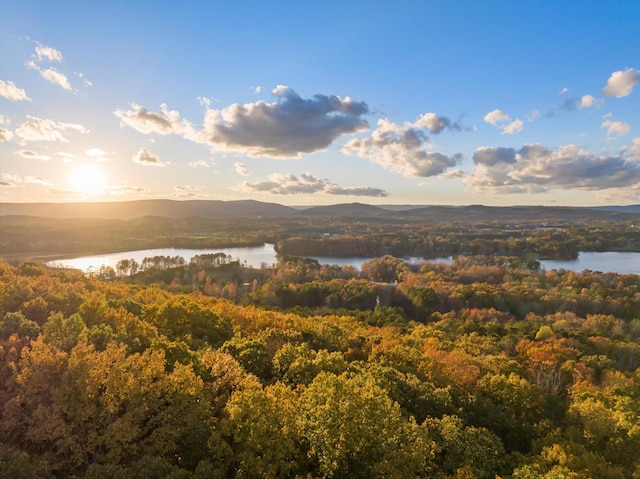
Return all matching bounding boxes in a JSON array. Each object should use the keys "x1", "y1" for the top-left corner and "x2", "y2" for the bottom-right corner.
[{"x1": 47, "y1": 245, "x2": 639, "y2": 275}]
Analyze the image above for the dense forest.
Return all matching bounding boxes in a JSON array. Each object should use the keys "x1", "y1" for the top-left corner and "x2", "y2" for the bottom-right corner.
[{"x1": 1, "y1": 253, "x2": 638, "y2": 478}]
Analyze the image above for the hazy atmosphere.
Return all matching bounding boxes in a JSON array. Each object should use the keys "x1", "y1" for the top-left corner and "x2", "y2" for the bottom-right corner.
[{"x1": 1, "y1": 0, "x2": 639, "y2": 206}]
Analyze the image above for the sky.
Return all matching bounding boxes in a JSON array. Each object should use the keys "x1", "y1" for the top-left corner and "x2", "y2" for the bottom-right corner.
[{"x1": 0, "y1": 0, "x2": 639, "y2": 206}]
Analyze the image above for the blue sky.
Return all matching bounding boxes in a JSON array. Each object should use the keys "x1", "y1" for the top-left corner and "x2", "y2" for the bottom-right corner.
[{"x1": 1, "y1": 0, "x2": 639, "y2": 206}]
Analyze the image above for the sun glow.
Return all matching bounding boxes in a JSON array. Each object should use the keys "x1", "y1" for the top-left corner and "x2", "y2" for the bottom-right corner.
[{"x1": 68, "y1": 164, "x2": 107, "y2": 195}]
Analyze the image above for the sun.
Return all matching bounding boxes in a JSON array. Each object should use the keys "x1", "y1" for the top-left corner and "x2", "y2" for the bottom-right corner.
[{"x1": 68, "y1": 164, "x2": 107, "y2": 196}]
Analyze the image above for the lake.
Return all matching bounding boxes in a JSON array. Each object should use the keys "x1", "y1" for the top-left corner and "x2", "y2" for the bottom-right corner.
[
  {"x1": 46, "y1": 244, "x2": 640, "y2": 275},
  {"x1": 539, "y1": 251, "x2": 640, "y2": 275}
]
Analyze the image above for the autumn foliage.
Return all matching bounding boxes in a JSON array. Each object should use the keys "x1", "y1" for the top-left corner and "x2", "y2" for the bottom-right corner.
[{"x1": 0, "y1": 258, "x2": 638, "y2": 478}]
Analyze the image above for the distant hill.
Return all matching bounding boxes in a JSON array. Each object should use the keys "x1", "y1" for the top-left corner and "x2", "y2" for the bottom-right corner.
[
  {"x1": 298, "y1": 203, "x2": 389, "y2": 217},
  {"x1": 381, "y1": 205, "x2": 640, "y2": 223},
  {"x1": 0, "y1": 199, "x2": 297, "y2": 220},
  {"x1": 1, "y1": 200, "x2": 638, "y2": 223}
]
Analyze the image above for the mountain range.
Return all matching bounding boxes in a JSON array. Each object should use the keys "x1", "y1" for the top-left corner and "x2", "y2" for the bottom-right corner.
[{"x1": 1, "y1": 200, "x2": 639, "y2": 222}]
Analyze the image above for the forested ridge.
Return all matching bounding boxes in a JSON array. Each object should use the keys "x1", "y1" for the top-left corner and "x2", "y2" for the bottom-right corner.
[{"x1": 1, "y1": 256, "x2": 639, "y2": 478}]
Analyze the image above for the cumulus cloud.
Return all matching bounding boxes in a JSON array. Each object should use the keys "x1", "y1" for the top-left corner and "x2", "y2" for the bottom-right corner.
[
  {"x1": 132, "y1": 148, "x2": 166, "y2": 167},
  {"x1": 240, "y1": 172, "x2": 387, "y2": 197},
  {"x1": 118, "y1": 87, "x2": 369, "y2": 158},
  {"x1": 484, "y1": 109, "x2": 509, "y2": 125},
  {"x1": 473, "y1": 146, "x2": 516, "y2": 166},
  {"x1": 35, "y1": 44, "x2": 63, "y2": 62},
  {"x1": 414, "y1": 112, "x2": 461, "y2": 134},
  {"x1": 0, "y1": 128, "x2": 13, "y2": 142},
  {"x1": 234, "y1": 162, "x2": 251, "y2": 176},
  {"x1": 0, "y1": 80, "x2": 31, "y2": 101},
  {"x1": 342, "y1": 118, "x2": 460, "y2": 178},
  {"x1": 561, "y1": 94, "x2": 602, "y2": 111},
  {"x1": 603, "y1": 68, "x2": 640, "y2": 98},
  {"x1": 18, "y1": 149, "x2": 51, "y2": 161},
  {"x1": 200, "y1": 86, "x2": 369, "y2": 158},
  {"x1": 465, "y1": 143, "x2": 640, "y2": 193},
  {"x1": 602, "y1": 120, "x2": 631, "y2": 136},
  {"x1": 484, "y1": 109, "x2": 523, "y2": 134},
  {"x1": 114, "y1": 103, "x2": 193, "y2": 136},
  {"x1": 15, "y1": 116, "x2": 88, "y2": 142},
  {"x1": 578, "y1": 94, "x2": 599, "y2": 109}
]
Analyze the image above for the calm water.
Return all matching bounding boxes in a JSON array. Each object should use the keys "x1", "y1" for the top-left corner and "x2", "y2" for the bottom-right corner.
[
  {"x1": 540, "y1": 251, "x2": 640, "y2": 275},
  {"x1": 47, "y1": 244, "x2": 639, "y2": 275}
]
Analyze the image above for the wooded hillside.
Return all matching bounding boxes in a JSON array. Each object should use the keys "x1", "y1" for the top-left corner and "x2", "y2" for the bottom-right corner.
[{"x1": 1, "y1": 257, "x2": 638, "y2": 478}]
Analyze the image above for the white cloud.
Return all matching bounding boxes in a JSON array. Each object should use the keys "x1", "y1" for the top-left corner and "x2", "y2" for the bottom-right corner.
[
  {"x1": 602, "y1": 120, "x2": 631, "y2": 136},
  {"x1": 465, "y1": 143, "x2": 640, "y2": 193},
  {"x1": 173, "y1": 185, "x2": 206, "y2": 198},
  {"x1": 38, "y1": 67, "x2": 72, "y2": 91},
  {"x1": 439, "y1": 168, "x2": 464, "y2": 179},
  {"x1": 502, "y1": 119, "x2": 523, "y2": 135},
  {"x1": 132, "y1": 148, "x2": 166, "y2": 167},
  {"x1": 85, "y1": 148, "x2": 109, "y2": 161},
  {"x1": 0, "y1": 128, "x2": 13, "y2": 142},
  {"x1": 234, "y1": 162, "x2": 251, "y2": 176},
  {"x1": 578, "y1": 94, "x2": 599, "y2": 109},
  {"x1": 483, "y1": 109, "x2": 509, "y2": 125},
  {"x1": 484, "y1": 109, "x2": 523, "y2": 134},
  {"x1": 0, "y1": 173, "x2": 53, "y2": 188},
  {"x1": 559, "y1": 87, "x2": 569, "y2": 95},
  {"x1": 0, "y1": 173, "x2": 22, "y2": 188},
  {"x1": 0, "y1": 80, "x2": 31, "y2": 101},
  {"x1": 118, "y1": 87, "x2": 370, "y2": 159},
  {"x1": 58, "y1": 151, "x2": 75, "y2": 163},
  {"x1": 253, "y1": 86, "x2": 263, "y2": 94},
  {"x1": 86, "y1": 148, "x2": 107, "y2": 157},
  {"x1": 15, "y1": 116, "x2": 88, "y2": 142},
  {"x1": 414, "y1": 112, "x2": 461, "y2": 134},
  {"x1": 105, "y1": 185, "x2": 145, "y2": 196},
  {"x1": 27, "y1": 44, "x2": 76, "y2": 92},
  {"x1": 188, "y1": 159, "x2": 212, "y2": 168},
  {"x1": 74, "y1": 71, "x2": 92, "y2": 87},
  {"x1": 35, "y1": 44, "x2": 63, "y2": 62},
  {"x1": 240, "y1": 172, "x2": 387, "y2": 197},
  {"x1": 114, "y1": 103, "x2": 193, "y2": 136},
  {"x1": 342, "y1": 118, "x2": 460, "y2": 178},
  {"x1": 603, "y1": 68, "x2": 640, "y2": 98},
  {"x1": 18, "y1": 149, "x2": 52, "y2": 161},
  {"x1": 24, "y1": 175, "x2": 54, "y2": 186}
]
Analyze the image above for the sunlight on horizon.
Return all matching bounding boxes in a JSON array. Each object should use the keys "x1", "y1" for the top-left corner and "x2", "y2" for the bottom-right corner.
[{"x1": 68, "y1": 164, "x2": 107, "y2": 196}]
